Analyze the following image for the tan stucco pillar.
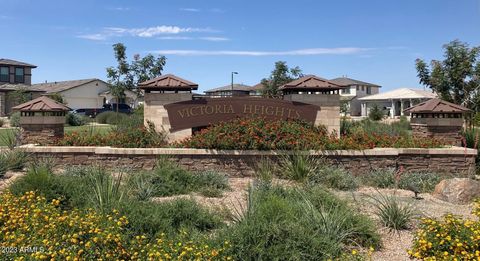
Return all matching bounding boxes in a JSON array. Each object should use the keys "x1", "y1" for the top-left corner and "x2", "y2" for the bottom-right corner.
[
  {"x1": 143, "y1": 93, "x2": 193, "y2": 142},
  {"x1": 283, "y1": 94, "x2": 340, "y2": 137}
]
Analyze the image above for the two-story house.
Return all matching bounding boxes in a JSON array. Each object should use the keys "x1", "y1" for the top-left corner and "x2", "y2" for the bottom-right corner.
[
  {"x1": 0, "y1": 58, "x2": 44, "y2": 116},
  {"x1": 330, "y1": 77, "x2": 381, "y2": 116}
]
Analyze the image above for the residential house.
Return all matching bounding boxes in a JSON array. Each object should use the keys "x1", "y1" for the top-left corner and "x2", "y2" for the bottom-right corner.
[
  {"x1": 358, "y1": 88, "x2": 437, "y2": 118},
  {"x1": 330, "y1": 77, "x2": 381, "y2": 116},
  {"x1": 204, "y1": 84, "x2": 253, "y2": 97},
  {"x1": 0, "y1": 58, "x2": 44, "y2": 116},
  {"x1": 33, "y1": 79, "x2": 110, "y2": 110}
]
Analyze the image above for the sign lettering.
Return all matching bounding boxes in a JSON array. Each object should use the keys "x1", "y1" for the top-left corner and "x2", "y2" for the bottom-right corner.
[{"x1": 164, "y1": 97, "x2": 319, "y2": 131}]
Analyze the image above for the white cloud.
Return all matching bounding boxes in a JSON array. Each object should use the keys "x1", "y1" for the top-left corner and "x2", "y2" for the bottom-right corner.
[
  {"x1": 180, "y1": 8, "x2": 200, "y2": 12},
  {"x1": 108, "y1": 7, "x2": 130, "y2": 11},
  {"x1": 77, "y1": 25, "x2": 217, "y2": 41},
  {"x1": 151, "y1": 47, "x2": 370, "y2": 56},
  {"x1": 199, "y1": 37, "x2": 229, "y2": 41},
  {"x1": 158, "y1": 36, "x2": 194, "y2": 40},
  {"x1": 77, "y1": 34, "x2": 108, "y2": 41}
]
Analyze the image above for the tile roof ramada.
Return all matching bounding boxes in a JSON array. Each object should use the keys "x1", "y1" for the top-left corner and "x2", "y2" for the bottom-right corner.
[
  {"x1": 403, "y1": 98, "x2": 471, "y2": 113},
  {"x1": 279, "y1": 75, "x2": 347, "y2": 91},
  {"x1": 12, "y1": 96, "x2": 70, "y2": 112},
  {"x1": 138, "y1": 74, "x2": 198, "y2": 90}
]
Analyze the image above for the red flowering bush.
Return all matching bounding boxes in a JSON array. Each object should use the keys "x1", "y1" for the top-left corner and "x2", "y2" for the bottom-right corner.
[{"x1": 176, "y1": 117, "x2": 444, "y2": 150}]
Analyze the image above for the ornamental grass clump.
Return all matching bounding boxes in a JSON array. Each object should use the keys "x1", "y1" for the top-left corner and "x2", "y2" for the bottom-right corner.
[
  {"x1": 0, "y1": 191, "x2": 231, "y2": 260},
  {"x1": 409, "y1": 200, "x2": 480, "y2": 260},
  {"x1": 219, "y1": 184, "x2": 380, "y2": 260},
  {"x1": 370, "y1": 193, "x2": 414, "y2": 231}
]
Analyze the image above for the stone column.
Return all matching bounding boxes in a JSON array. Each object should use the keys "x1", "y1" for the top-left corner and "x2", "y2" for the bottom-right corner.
[
  {"x1": 284, "y1": 94, "x2": 340, "y2": 137},
  {"x1": 144, "y1": 92, "x2": 193, "y2": 142},
  {"x1": 400, "y1": 99, "x2": 404, "y2": 116},
  {"x1": 390, "y1": 100, "x2": 395, "y2": 119}
]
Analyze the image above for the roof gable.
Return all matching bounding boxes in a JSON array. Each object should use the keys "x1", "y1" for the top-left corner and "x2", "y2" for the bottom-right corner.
[
  {"x1": 358, "y1": 88, "x2": 437, "y2": 100},
  {"x1": 279, "y1": 75, "x2": 347, "y2": 91},
  {"x1": 32, "y1": 79, "x2": 103, "y2": 93},
  {"x1": 0, "y1": 58, "x2": 37, "y2": 68},
  {"x1": 12, "y1": 96, "x2": 70, "y2": 111},
  {"x1": 205, "y1": 84, "x2": 252, "y2": 93},
  {"x1": 404, "y1": 98, "x2": 471, "y2": 113},
  {"x1": 138, "y1": 74, "x2": 198, "y2": 90},
  {"x1": 330, "y1": 77, "x2": 381, "y2": 87}
]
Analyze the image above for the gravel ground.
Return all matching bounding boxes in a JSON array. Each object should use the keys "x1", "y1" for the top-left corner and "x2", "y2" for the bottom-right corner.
[
  {"x1": 334, "y1": 187, "x2": 475, "y2": 260},
  {"x1": 1, "y1": 172, "x2": 475, "y2": 260}
]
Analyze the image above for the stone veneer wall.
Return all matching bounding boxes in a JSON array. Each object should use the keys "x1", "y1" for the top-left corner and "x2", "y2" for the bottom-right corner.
[
  {"x1": 411, "y1": 124, "x2": 463, "y2": 146},
  {"x1": 14, "y1": 146, "x2": 477, "y2": 177},
  {"x1": 283, "y1": 94, "x2": 340, "y2": 136},
  {"x1": 144, "y1": 93, "x2": 192, "y2": 142},
  {"x1": 21, "y1": 124, "x2": 64, "y2": 145}
]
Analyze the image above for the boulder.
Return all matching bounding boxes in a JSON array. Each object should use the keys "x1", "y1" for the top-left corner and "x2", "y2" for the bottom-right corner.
[{"x1": 433, "y1": 178, "x2": 480, "y2": 204}]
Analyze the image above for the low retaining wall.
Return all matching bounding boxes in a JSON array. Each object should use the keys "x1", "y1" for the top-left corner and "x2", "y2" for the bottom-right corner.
[{"x1": 11, "y1": 145, "x2": 478, "y2": 176}]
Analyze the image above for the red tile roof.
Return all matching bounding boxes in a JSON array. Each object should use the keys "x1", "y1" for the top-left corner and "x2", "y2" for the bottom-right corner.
[
  {"x1": 138, "y1": 74, "x2": 198, "y2": 90},
  {"x1": 404, "y1": 98, "x2": 471, "y2": 113},
  {"x1": 279, "y1": 75, "x2": 347, "y2": 91},
  {"x1": 12, "y1": 96, "x2": 70, "y2": 112}
]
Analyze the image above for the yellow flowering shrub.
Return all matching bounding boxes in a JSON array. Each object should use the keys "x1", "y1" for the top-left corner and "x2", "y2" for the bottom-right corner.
[
  {"x1": 409, "y1": 200, "x2": 480, "y2": 260},
  {"x1": 0, "y1": 191, "x2": 231, "y2": 260}
]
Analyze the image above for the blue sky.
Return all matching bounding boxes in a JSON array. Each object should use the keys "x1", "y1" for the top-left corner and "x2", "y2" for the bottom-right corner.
[{"x1": 1, "y1": 0, "x2": 479, "y2": 93}]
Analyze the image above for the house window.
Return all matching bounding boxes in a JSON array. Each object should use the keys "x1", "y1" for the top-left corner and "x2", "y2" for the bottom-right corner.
[
  {"x1": 356, "y1": 86, "x2": 359, "y2": 91},
  {"x1": 0, "y1": 66, "x2": 8, "y2": 82},
  {"x1": 342, "y1": 88, "x2": 351, "y2": 94},
  {"x1": 361, "y1": 86, "x2": 365, "y2": 91},
  {"x1": 367, "y1": 87, "x2": 371, "y2": 94},
  {"x1": 15, "y1": 67, "x2": 24, "y2": 83}
]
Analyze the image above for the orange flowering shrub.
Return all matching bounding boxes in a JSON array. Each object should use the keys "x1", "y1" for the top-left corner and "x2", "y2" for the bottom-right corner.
[
  {"x1": 0, "y1": 191, "x2": 231, "y2": 260},
  {"x1": 176, "y1": 118, "x2": 443, "y2": 150}
]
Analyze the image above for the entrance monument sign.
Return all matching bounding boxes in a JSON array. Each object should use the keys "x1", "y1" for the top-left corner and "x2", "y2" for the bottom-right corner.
[{"x1": 164, "y1": 97, "x2": 319, "y2": 131}]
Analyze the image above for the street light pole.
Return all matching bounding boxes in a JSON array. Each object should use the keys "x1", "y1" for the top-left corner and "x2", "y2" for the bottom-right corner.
[{"x1": 231, "y1": 72, "x2": 238, "y2": 94}]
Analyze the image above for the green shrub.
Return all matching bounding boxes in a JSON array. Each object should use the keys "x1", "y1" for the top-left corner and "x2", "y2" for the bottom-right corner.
[
  {"x1": 96, "y1": 111, "x2": 124, "y2": 124},
  {"x1": 9, "y1": 112, "x2": 20, "y2": 127},
  {"x1": 193, "y1": 170, "x2": 229, "y2": 191},
  {"x1": 66, "y1": 112, "x2": 87, "y2": 126},
  {"x1": 310, "y1": 164, "x2": 359, "y2": 191},
  {"x1": 9, "y1": 163, "x2": 69, "y2": 205},
  {"x1": 220, "y1": 184, "x2": 379, "y2": 260},
  {"x1": 361, "y1": 168, "x2": 396, "y2": 188},
  {"x1": 125, "y1": 159, "x2": 229, "y2": 198},
  {"x1": 280, "y1": 153, "x2": 321, "y2": 182},
  {"x1": 0, "y1": 128, "x2": 20, "y2": 149},
  {"x1": 398, "y1": 172, "x2": 442, "y2": 193},
  {"x1": 0, "y1": 153, "x2": 7, "y2": 177},
  {"x1": 370, "y1": 193, "x2": 414, "y2": 231},
  {"x1": 353, "y1": 118, "x2": 410, "y2": 137},
  {"x1": 86, "y1": 167, "x2": 125, "y2": 212},
  {"x1": 119, "y1": 198, "x2": 223, "y2": 238},
  {"x1": 340, "y1": 117, "x2": 356, "y2": 135},
  {"x1": 368, "y1": 104, "x2": 385, "y2": 121},
  {"x1": 462, "y1": 127, "x2": 479, "y2": 148},
  {"x1": 4, "y1": 149, "x2": 28, "y2": 170},
  {"x1": 127, "y1": 172, "x2": 158, "y2": 201}
]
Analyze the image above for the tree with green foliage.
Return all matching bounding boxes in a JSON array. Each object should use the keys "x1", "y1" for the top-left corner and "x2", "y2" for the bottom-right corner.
[
  {"x1": 260, "y1": 61, "x2": 303, "y2": 96},
  {"x1": 7, "y1": 86, "x2": 30, "y2": 105},
  {"x1": 47, "y1": 93, "x2": 65, "y2": 104},
  {"x1": 106, "y1": 43, "x2": 166, "y2": 112},
  {"x1": 415, "y1": 40, "x2": 480, "y2": 110},
  {"x1": 368, "y1": 104, "x2": 384, "y2": 121}
]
